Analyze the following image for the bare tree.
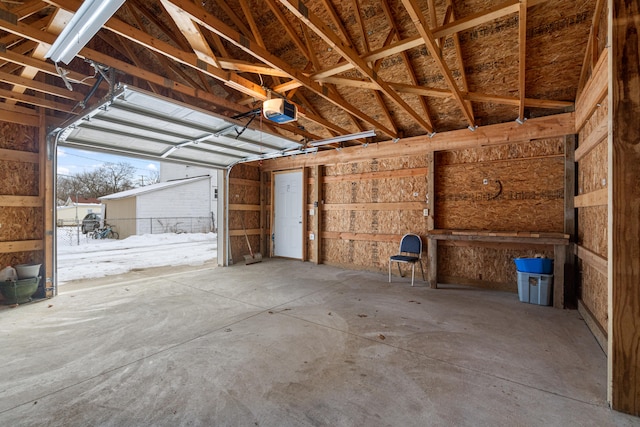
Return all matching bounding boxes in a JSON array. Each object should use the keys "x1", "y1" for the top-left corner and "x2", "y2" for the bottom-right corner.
[{"x1": 56, "y1": 162, "x2": 137, "y2": 201}]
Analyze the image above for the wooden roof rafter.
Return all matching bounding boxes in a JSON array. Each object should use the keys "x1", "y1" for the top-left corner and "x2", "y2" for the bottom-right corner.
[
  {"x1": 300, "y1": 23, "x2": 366, "y2": 137},
  {"x1": 518, "y1": 0, "x2": 527, "y2": 123},
  {"x1": 446, "y1": 0, "x2": 474, "y2": 124},
  {"x1": 353, "y1": 0, "x2": 399, "y2": 137},
  {"x1": 400, "y1": 0, "x2": 475, "y2": 129},
  {"x1": 380, "y1": 0, "x2": 434, "y2": 130},
  {"x1": 263, "y1": 0, "x2": 311, "y2": 62},
  {"x1": 162, "y1": 0, "x2": 397, "y2": 138},
  {"x1": 279, "y1": 0, "x2": 433, "y2": 135},
  {"x1": 273, "y1": 0, "x2": 550, "y2": 95}
]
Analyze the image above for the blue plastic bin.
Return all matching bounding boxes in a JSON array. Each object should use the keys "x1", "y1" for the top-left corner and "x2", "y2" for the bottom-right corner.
[{"x1": 514, "y1": 257, "x2": 553, "y2": 274}]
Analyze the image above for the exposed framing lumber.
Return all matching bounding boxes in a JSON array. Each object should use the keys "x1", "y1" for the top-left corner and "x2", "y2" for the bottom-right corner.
[
  {"x1": 312, "y1": 165, "x2": 322, "y2": 264},
  {"x1": 263, "y1": 0, "x2": 310, "y2": 61},
  {"x1": 577, "y1": 0, "x2": 607, "y2": 94},
  {"x1": 0, "y1": 13, "x2": 251, "y2": 115},
  {"x1": 609, "y1": 0, "x2": 640, "y2": 414},
  {"x1": 0, "y1": 240, "x2": 43, "y2": 253},
  {"x1": 575, "y1": 114, "x2": 607, "y2": 161},
  {"x1": 574, "y1": 188, "x2": 608, "y2": 208},
  {"x1": 273, "y1": 0, "x2": 549, "y2": 94},
  {"x1": 0, "y1": 104, "x2": 39, "y2": 126},
  {"x1": 0, "y1": 69, "x2": 84, "y2": 101},
  {"x1": 518, "y1": 0, "x2": 527, "y2": 122},
  {"x1": 322, "y1": 168, "x2": 428, "y2": 183},
  {"x1": 578, "y1": 300, "x2": 608, "y2": 354},
  {"x1": 228, "y1": 204, "x2": 261, "y2": 211},
  {"x1": 400, "y1": 0, "x2": 474, "y2": 128},
  {"x1": 381, "y1": 0, "x2": 434, "y2": 129},
  {"x1": 260, "y1": 113, "x2": 575, "y2": 171},
  {"x1": 0, "y1": 195, "x2": 41, "y2": 207},
  {"x1": 321, "y1": 231, "x2": 399, "y2": 243},
  {"x1": 0, "y1": 45, "x2": 93, "y2": 86},
  {"x1": 447, "y1": 2, "x2": 474, "y2": 124},
  {"x1": 322, "y1": 202, "x2": 426, "y2": 211},
  {"x1": 0, "y1": 86, "x2": 76, "y2": 113},
  {"x1": 575, "y1": 48, "x2": 608, "y2": 131},
  {"x1": 163, "y1": 0, "x2": 397, "y2": 138},
  {"x1": 575, "y1": 244, "x2": 608, "y2": 276},
  {"x1": 279, "y1": 0, "x2": 434, "y2": 134}
]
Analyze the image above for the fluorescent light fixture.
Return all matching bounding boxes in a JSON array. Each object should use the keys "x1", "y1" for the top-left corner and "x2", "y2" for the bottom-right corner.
[
  {"x1": 309, "y1": 130, "x2": 376, "y2": 147},
  {"x1": 45, "y1": 0, "x2": 126, "y2": 64}
]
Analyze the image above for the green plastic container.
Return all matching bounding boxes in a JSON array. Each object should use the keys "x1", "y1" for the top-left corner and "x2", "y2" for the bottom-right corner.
[{"x1": 0, "y1": 277, "x2": 40, "y2": 304}]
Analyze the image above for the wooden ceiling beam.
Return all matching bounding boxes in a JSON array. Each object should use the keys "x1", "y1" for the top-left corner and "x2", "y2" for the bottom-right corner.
[
  {"x1": 319, "y1": 0, "x2": 353, "y2": 50},
  {"x1": 0, "y1": 69, "x2": 84, "y2": 101},
  {"x1": 577, "y1": 0, "x2": 606, "y2": 94},
  {"x1": 263, "y1": 0, "x2": 310, "y2": 62},
  {"x1": 300, "y1": 24, "x2": 365, "y2": 136},
  {"x1": 279, "y1": 0, "x2": 432, "y2": 134},
  {"x1": 155, "y1": 0, "x2": 222, "y2": 69},
  {"x1": 427, "y1": 0, "x2": 440, "y2": 50},
  {"x1": 0, "y1": 86, "x2": 76, "y2": 113},
  {"x1": 162, "y1": 0, "x2": 397, "y2": 138},
  {"x1": 210, "y1": 0, "x2": 252, "y2": 38},
  {"x1": 447, "y1": 1, "x2": 474, "y2": 124},
  {"x1": 381, "y1": 0, "x2": 433, "y2": 130},
  {"x1": 518, "y1": 0, "x2": 527, "y2": 122},
  {"x1": 401, "y1": 0, "x2": 475, "y2": 128},
  {"x1": 129, "y1": 0, "x2": 192, "y2": 52},
  {"x1": 354, "y1": 0, "x2": 398, "y2": 135},
  {"x1": 320, "y1": 77, "x2": 571, "y2": 109},
  {"x1": 238, "y1": 0, "x2": 267, "y2": 49},
  {"x1": 273, "y1": 0, "x2": 549, "y2": 95},
  {"x1": 9, "y1": 1, "x2": 49, "y2": 21},
  {"x1": 0, "y1": 12, "x2": 254, "y2": 114},
  {"x1": 0, "y1": 45, "x2": 92, "y2": 85}
]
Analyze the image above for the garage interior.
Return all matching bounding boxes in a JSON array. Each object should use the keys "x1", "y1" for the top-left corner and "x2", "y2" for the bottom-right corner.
[{"x1": 0, "y1": 0, "x2": 639, "y2": 422}]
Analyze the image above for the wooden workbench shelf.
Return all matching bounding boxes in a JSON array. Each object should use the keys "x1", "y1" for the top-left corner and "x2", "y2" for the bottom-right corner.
[{"x1": 426, "y1": 229, "x2": 570, "y2": 308}]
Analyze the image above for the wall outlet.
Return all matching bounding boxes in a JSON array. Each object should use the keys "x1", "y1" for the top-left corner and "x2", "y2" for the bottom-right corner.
[
  {"x1": 483, "y1": 178, "x2": 488, "y2": 185},
  {"x1": 309, "y1": 233, "x2": 315, "y2": 240},
  {"x1": 423, "y1": 208, "x2": 429, "y2": 216},
  {"x1": 309, "y1": 209, "x2": 314, "y2": 216}
]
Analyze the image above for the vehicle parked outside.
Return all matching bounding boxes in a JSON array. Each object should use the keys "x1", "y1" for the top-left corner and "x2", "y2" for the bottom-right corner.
[{"x1": 81, "y1": 213, "x2": 102, "y2": 234}]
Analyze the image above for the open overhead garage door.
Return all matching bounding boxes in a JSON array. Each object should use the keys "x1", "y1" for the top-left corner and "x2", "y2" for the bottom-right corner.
[{"x1": 53, "y1": 86, "x2": 302, "y2": 169}]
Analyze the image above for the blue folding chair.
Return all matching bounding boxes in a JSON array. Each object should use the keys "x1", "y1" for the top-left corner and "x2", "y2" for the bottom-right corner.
[{"x1": 389, "y1": 233, "x2": 425, "y2": 286}]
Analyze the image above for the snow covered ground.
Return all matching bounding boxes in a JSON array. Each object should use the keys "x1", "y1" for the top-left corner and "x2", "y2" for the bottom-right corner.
[{"x1": 56, "y1": 227, "x2": 217, "y2": 284}]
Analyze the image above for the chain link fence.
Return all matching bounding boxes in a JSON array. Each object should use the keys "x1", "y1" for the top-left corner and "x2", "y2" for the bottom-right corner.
[
  {"x1": 108, "y1": 216, "x2": 216, "y2": 235},
  {"x1": 57, "y1": 215, "x2": 216, "y2": 245}
]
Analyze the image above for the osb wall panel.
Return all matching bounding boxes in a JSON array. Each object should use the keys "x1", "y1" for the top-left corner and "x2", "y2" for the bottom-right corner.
[
  {"x1": 323, "y1": 177, "x2": 427, "y2": 204},
  {"x1": 435, "y1": 155, "x2": 565, "y2": 232},
  {"x1": 229, "y1": 164, "x2": 261, "y2": 263},
  {"x1": 0, "y1": 207, "x2": 43, "y2": 242},
  {"x1": 322, "y1": 239, "x2": 400, "y2": 272},
  {"x1": 0, "y1": 123, "x2": 38, "y2": 152},
  {"x1": 579, "y1": 95, "x2": 608, "y2": 141},
  {"x1": 324, "y1": 155, "x2": 431, "y2": 175},
  {"x1": 0, "y1": 161, "x2": 39, "y2": 196},
  {"x1": 580, "y1": 260, "x2": 608, "y2": 331},
  {"x1": 322, "y1": 210, "x2": 426, "y2": 236},
  {"x1": 439, "y1": 245, "x2": 554, "y2": 291},
  {"x1": 577, "y1": 206, "x2": 608, "y2": 261},
  {"x1": 319, "y1": 155, "x2": 430, "y2": 272},
  {"x1": 577, "y1": 137, "x2": 607, "y2": 195}
]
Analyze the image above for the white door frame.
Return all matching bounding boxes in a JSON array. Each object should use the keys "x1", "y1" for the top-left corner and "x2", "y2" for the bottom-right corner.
[{"x1": 271, "y1": 169, "x2": 306, "y2": 260}]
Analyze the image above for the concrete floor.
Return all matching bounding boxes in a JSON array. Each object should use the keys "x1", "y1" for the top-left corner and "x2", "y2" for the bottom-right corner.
[{"x1": 0, "y1": 259, "x2": 637, "y2": 426}]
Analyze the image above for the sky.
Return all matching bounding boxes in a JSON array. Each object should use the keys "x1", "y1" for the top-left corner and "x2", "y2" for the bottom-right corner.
[
  {"x1": 57, "y1": 146, "x2": 160, "y2": 186},
  {"x1": 57, "y1": 230, "x2": 217, "y2": 284}
]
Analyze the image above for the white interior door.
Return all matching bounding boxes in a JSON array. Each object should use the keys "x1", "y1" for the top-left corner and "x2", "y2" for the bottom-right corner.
[{"x1": 273, "y1": 171, "x2": 303, "y2": 259}]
